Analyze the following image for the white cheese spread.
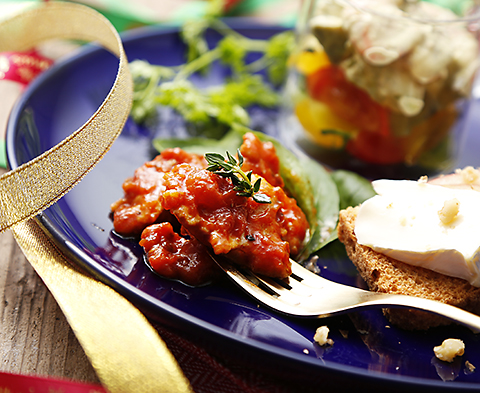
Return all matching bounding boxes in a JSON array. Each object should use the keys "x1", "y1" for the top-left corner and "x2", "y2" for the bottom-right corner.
[{"x1": 354, "y1": 179, "x2": 480, "y2": 286}]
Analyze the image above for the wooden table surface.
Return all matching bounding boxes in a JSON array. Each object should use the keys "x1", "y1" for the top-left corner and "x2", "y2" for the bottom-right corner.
[
  {"x1": 0, "y1": 202, "x2": 100, "y2": 384},
  {"x1": 0, "y1": 34, "x2": 102, "y2": 384}
]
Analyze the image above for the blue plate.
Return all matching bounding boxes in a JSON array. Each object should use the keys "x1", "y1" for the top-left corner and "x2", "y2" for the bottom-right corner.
[{"x1": 7, "y1": 22, "x2": 480, "y2": 392}]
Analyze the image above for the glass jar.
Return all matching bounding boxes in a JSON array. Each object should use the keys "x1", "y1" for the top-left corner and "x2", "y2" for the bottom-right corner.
[{"x1": 280, "y1": 0, "x2": 480, "y2": 179}]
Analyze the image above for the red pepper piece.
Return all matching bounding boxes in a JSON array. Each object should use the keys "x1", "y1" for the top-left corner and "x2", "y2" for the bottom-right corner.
[
  {"x1": 346, "y1": 130, "x2": 405, "y2": 165},
  {"x1": 306, "y1": 65, "x2": 390, "y2": 135}
]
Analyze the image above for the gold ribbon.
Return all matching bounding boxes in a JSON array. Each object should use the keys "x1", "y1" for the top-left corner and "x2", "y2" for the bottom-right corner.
[{"x1": 0, "y1": 2, "x2": 192, "y2": 392}]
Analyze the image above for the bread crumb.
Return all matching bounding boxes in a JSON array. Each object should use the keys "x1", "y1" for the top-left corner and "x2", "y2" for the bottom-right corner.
[
  {"x1": 455, "y1": 166, "x2": 480, "y2": 184},
  {"x1": 438, "y1": 198, "x2": 460, "y2": 225},
  {"x1": 314, "y1": 326, "x2": 334, "y2": 346},
  {"x1": 434, "y1": 338, "x2": 465, "y2": 362},
  {"x1": 465, "y1": 360, "x2": 476, "y2": 374},
  {"x1": 418, "y1": 175, "x2": 428, "y2": 184}
]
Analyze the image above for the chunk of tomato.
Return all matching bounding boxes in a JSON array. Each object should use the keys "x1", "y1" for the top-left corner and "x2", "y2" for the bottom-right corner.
[{"x1": 306, "y1": 65, "x2": 390, "y2": 135}]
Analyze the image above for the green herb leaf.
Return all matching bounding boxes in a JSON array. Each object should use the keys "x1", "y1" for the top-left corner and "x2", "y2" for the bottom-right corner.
[
  {"x1": 264, "y1": 31, "x2": 295, "y2": 86},
  {"x1": 205, "y1": 150, "x2": 271, "y2": 204},
  {"x1": 218, "y1": 35, "x2": 248, "y2": 74},
  {"x1": 181, "y1": 19, "x2": 211, "y2": 64},
  {"x1": 129, "y1": 60, "x2": 176, "y2": 123},
  {"x1": 253, "y1": 193, "x2": 271, "y2": 204},
  {"x1": 253, "y1": 178, "x2": 261, "y2": 192}
]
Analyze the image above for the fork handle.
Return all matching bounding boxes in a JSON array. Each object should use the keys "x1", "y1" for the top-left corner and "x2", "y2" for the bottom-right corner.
[{"x1": 361, "y1": 292, "x2": 480, "y2": 332}]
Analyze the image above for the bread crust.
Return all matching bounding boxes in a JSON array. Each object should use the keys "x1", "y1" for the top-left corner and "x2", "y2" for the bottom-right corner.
[{"x1": 337, "y1": 206, "x2": 480, "y2": 330}]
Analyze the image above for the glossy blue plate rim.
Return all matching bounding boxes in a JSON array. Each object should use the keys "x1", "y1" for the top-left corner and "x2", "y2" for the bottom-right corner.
[{"x1": 6, "y1": 21, "x2": 480, "y2": 392}]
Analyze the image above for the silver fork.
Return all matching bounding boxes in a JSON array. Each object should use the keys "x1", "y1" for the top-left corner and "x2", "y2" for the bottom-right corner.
[{"x1": 214, "y1": 257, "x2": 480, "y2": 331}]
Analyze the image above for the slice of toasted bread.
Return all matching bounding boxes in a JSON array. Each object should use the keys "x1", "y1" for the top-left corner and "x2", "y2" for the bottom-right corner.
[{"x1": 337, "y1": 206, "x2": 480, "y2": 330}]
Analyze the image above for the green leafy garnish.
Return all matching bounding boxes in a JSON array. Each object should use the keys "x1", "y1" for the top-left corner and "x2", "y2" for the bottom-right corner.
[
  {"x1": 129, "y1": 13, "x2": 295, "y2": 137},
  {"x1": 205, "y1": 150, "x2": 271, "y2": 204}
]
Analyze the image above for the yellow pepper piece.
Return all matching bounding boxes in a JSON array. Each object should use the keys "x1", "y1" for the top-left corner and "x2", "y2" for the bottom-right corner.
[
  {"x1": 292, "y1": 49, "x2": 331, "y2": 76},
  {"x1": 295, "y1": 98, "x2": 357, "y2": 149}
]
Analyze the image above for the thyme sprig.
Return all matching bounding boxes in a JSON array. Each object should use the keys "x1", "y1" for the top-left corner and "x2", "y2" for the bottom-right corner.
[{"x1": 205, "y1": 150, "x2": 271, "y2": 204}]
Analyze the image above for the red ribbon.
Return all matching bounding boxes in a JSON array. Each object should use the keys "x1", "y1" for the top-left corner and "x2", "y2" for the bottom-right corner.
[
  {"x1": 0, "y1": 49, "x2": 53, "y2": 86},
  {"x1": 0, "y1": 371, "x2": 106, "y2": 393}
]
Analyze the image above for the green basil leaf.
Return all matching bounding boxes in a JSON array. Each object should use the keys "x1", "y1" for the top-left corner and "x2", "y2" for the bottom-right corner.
[
  {"x1": 153, "y1": 130, "x2": 243, "y2": 156},
  {"x1": 330, "y1": 170, "x2": 376, "y2": 210}
]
